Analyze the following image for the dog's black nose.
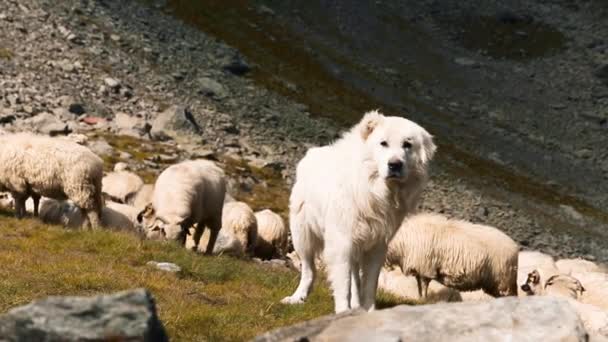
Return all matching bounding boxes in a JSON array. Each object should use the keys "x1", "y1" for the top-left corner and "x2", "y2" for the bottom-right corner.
[
  {"x1": 521, "y1": 284, "x2": 530, "y2": 292},
  {"x1": 388, "y1": 160, "x2": 403, "y2": 172}
]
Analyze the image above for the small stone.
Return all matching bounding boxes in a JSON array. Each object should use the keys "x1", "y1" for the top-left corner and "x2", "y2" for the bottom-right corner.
[
  {"x1": 559, "y1": 204, "x2": 584, "y2": 222},
  {"x1": 574, "y1": 148, "x2": 593, "y2": 159},
  {"x1": 87, "y1": 139, "x2": 114, "y2": 156},
  {"x1": 454, "y1": 57, "x2": 480, "y2": 68},
  {"x1": 199, "y1": 77, "x2": 228, "y2": 99},
  {"x1": 114, "y1": 162, "x2": 129, "y2": 172},
  {"x1": 146, "y1": 261, "x2": 181, "y2": 273},
  {"x1": 104, "y1": 77, "x2": 121, "y2": 90},
  {"x1": 68, "y1": 103, "x2": 86, "y2": 115},
  {"x1": 81, "y1": 116, "x2": 104, "y2": 125},
  {"x1": 257, "y1": 5, "x2": 275, "y2": 16},
  {"x1": 110, "y1": 34, "x2": 121, "y2": 42}
]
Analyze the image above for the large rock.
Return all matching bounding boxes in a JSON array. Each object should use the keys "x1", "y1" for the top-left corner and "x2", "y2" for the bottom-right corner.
[
  {"x1": 0, "y1": 288, "x2": 168, "y2": 341},
  {"x1": 150, "y1": 105, "x2": 202, "y2": 140},
  {"x1": 254, "y1": 297, "x2": 588, "y2": 342},
  {"x1": 24, "y1": 112, "x2": 72, "y2": 136}
]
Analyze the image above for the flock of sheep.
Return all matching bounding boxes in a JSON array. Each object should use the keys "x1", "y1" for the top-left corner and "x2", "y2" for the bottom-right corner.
[
  {"x1": 1, "y1": 126, "x2": 607, "y2": 336},
  {"x1": 0, "y1": 132, "x2": 289, "y2": 260}
]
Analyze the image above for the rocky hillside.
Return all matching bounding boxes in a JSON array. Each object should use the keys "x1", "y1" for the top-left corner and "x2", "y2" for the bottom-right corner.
[{"x1": 1, "y1": 0, "x2": 607, "y2": 264}]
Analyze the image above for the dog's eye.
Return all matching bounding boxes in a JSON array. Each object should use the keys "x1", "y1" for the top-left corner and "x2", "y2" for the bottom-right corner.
[
  {"x1": 380, "y1": 141, "x2": 388, "y2": 147},
  {"x1": 402, "y1": 141, "x2": 412, "y2": 149}
]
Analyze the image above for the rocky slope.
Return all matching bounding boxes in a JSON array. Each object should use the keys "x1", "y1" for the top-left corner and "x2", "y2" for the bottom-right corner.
[{"x1": 1, "y1": 0, "x2": 607, "y2": 261}]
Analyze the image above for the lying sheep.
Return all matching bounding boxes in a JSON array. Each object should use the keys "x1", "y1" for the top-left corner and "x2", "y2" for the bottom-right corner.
[
  {"x1": 557, "y1": 258, "x2": 605, "y2": 275},
  {"x1": 572, "y1": 272, "x2": 608, "y2": 311},
  {"x1": 102, "y1": 171, "x2": 144, "y2": 204},
  {"x1": 187, "y1": 226, "x2": 243, "y2": 256},
  {"x1": 377, "y1": 267, "x2": 461, "y2": 303},
  {"x1": 39, "y1": 198, "x2": 137, "y2": 231},
  {"x1": 128, "y1": 184, "x2": 154, "y2": 210},
  {"x1": 517, "y1": 250, "x2": 559, "y2": 294},
  {"x1": 253, "y1": 209, "x2": 288, "y2": 260},
  {"x1": 520, "y1": 270, "x2": 585, "y2": 299},
  {"x1": 520, "y1": 270, "x2": 608, "y2": 337},
  {"x1": 386, "y1": 213, "x2": 519, "y2": 298},
  {"x1": 0, "y1": 133, "x2": 103, "y2": 228},
  {"x1": 137, "y1": 159, "x2": 226, "y2": 253}
]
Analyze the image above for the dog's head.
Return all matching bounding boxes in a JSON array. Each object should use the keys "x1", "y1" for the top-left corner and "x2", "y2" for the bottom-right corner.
[
  {"x1": 136, "y1": 204, "x2": 187, "y2": 244},
  {"x1": 544, "y1": 274, "x2": 585, "y2": 299},
  {"x1": 357, "y1": 110, "x2": 436, "y2": 184}
]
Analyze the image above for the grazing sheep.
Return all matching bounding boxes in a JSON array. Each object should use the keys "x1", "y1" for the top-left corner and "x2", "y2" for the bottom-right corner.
[
  {"x1": 39, "y1": 198, "x2": 137, "y2": 231},
  {"x1": 386, "y1": 213, "x2": 519, "y2": 298},
  {"x1": 187, "y1": 201, "x2": 258, "y2": 256},
  {"x1": 557, "y1": 258, "x2": 605, "y2": 275},
  {"x1": 137, "y1": 159, "x2": 226, "y2": 253},
  {"x1": 0, "y1": 133, "x2": 103, "y2": 228},
  {"x1": 102, "y1": 171, "x2": 144, "y2": 204},
  {"x1": 377, "y1": 267, "x2": 461, "y2": 303},
  {"x1": 221, "y1": 201, "x2": 257, "y2": 255},
  {"x1": 254, "y1": 209, "x2": 288, "y2": 260},
  {"x1": 128, "y1": 184, "x2": 154, "y2": 210}
]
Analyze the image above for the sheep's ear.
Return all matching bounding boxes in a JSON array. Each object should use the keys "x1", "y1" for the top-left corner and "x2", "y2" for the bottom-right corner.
[
  {"x1": 359, "y1": 110, "x2": 384, "y2": 140},
  {"x1": 419, "y1": 130, "x2": 437, "y2": 166},
  {"x1": 137, "y1": 204, "x2": 154, "y2": 223}
]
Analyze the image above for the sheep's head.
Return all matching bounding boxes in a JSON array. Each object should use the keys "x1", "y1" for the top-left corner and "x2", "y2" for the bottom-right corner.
[
  {"x1": 520, "y1": 269, "x2": 542, "y2": 295},
  {"x1": 544, "y1": 274, "x2": 585, "y2": 300},
  {"x1": 136, "y1": 204, "x2": 188, "y2": 244}
]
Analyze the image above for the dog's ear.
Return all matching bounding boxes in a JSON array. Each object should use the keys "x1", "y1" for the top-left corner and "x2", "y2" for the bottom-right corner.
[
  {"x1": 359, "y1": 110, "x2": 384, "y2": 140},
  {"x1": 419, "y1": 130, "x2": 437, "y2": 166},
  {"x1": 137, "y1": 203, "x2": 155, "y2": 224}
]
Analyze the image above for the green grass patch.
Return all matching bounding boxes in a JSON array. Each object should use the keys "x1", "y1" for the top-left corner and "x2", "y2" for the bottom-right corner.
[
  {"x1": 0, "y1": 48, "x2": 13, "y2": 60},
  {"x1": 0, "y1": 213, "x2": 334, "y2": 340}
]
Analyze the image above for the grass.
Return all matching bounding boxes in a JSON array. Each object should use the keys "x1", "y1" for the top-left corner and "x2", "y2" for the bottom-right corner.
[
  {"x1": 0, "y1": 211, "x2": 413, "y2": 340},
  {"x1": 0, "y1": 48, "x2": 13, "y2": 60}
]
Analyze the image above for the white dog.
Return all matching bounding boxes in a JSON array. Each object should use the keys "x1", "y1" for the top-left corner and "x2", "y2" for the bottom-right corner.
[{"x1": 281, "y1": 110, "x2": 436, "y2": 313}]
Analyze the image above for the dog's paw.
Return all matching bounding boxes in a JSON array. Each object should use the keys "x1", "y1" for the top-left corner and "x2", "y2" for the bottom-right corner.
[{"x1": 281, "y1": 295, "x2": 305, "y2": 305}]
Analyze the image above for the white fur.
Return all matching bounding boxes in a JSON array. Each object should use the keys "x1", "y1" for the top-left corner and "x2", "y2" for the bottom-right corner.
[
  {"x1": 572, "y1": 272, "x2": 608, "y2": 311},
  {"x1": 282, "y1": 110, "x2": 436, "y2": 313},
  {"x1": 39, "y1": 198, "x2": 138, "y2": 231},
  {"x1": 0, "y1": 133, "x2": 103, "y2": 228},
  {"x1": 557, "y1": 258, "x2": 605, "y2": 275},
  {"x1": 128, "y1": 184, "x2": 154, "y2": 210},
  {"x1": 254, "y1": 209, "x2": 288, "y2": 260},
  {"x1": 102, "y1": 171, "x2": 144, "y2": 204},
  {"x1": 137, "y1": 159, "x2": 226, "y2": 253},
  {"x1": 386, "y1": 213, "x2": 519, "y2": 298},
  {"x1": 377, "y1": 267, "x2": 461, "y2": 303},
  {"x1": 517, "y1": 251, "x2": 559, "y2": 294}
]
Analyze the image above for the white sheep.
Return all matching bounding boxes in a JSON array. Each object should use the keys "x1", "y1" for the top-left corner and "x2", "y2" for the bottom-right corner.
[
  {"x1": 137, "y1": 159, "x2": 226, "y2": 253},
  {"x1": 0, "y1": 133, "x2": 103, "y2": 228},
  {"x1": 517, "y1": 250, "x2": 559, "y2": 294},
  {"x1": 377, "y1": 267, "x2": 461, "y2": 303},
  {"x1": 386, "y1": 213, "x2": 519, "y2": 298},
  {"x1": 128, "y1": 184, "x2": 154, "y2": 210},
  {"x1": 520, "y1": 270, "x2": 585, "y2": 299},
  {"x1": 253, "y1": 209, "x2": 288, "y2": 260},
  {"x1": 186, "y1": 201, "x2": 258, "y2": 256},
  {"x1": 102, "y1": 171, "x2": 144, "y2": 204},
  {"x1": 557, "y1": 258, "x2": 605, "y2": 275},
  {"x1": 572, "y1": 272, "x2": 608, "y2": 311},
  {"x1": 39, "y1": 198, "x2": 137, "y2": 231}
]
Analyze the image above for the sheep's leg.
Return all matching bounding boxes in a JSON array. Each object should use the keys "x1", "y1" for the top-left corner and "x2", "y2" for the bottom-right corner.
[
  {"x1": 203, "y1": 217, "x2": 221, "y2": 255},
  {"x1": 416, "y1": 276, "x2": 431, "y2": 300},
  {"x1": 84, "y1": 209, "x2": 102, "y2": 230},
  {"x1": 360, "y1": 243, "x2": 388, "y2": 311},
  {"x1": 12, "y1": 193, "x2": 26, "y2": 219},
  {"x1": 350, "y1": 261, "x2": 361, "y2": 309},
  {"x1": 190, "y1": 223, "x2": 204, "y2": 252},
  {"x1": 32, "y1": 194, "x2": 41, "y2": 217},
  {"x1": 281, "y1": 217, "x2": 318, "y2": 306}
]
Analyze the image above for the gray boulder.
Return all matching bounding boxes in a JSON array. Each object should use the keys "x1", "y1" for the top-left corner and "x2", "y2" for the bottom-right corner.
[
  {"x1": 150, "y1": 105, "x2": 201, "y2": 141},
  {"x1": 0, "y1": 288, "x2": 168, "y2": 341},
  {"x1": 254, "y1": 296, "x2": 588, "y2": 342}
]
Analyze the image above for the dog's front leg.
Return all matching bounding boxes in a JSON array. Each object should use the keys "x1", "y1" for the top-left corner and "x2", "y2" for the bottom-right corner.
[
  {"x1": 325, "y1": 242, "x2": 353, "y2": 313},
  {"x1": 361, "y1": 243, "x2": 389, "y2": 311},
  {"x1": 350, "y1": 261, "x2": 362, "y2": 309}
]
